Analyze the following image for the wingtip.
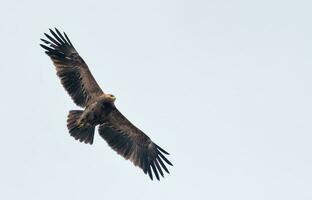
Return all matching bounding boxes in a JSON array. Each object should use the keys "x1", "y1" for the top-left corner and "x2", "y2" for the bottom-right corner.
[
  {"x1": 40, "y1": 44, "x2": 53, "y2": 52},
  {"x1": 63, "y1": 31, "x2": 73, "y2": 46},
  {"x1": 40, "y1": 38, "x2": 49, "y2": 44},
  {"x1": 55, "y1": 27, "x2": 62, "y2": 36},
  {"x1": 147, "y1": 166, "x2": 153, "y2": 180},
  {"x1": 39, "y1": 43, "x2": 47, "y2": 49},
  {"x1": 151, "y1": 162, "x2": 160, "y2": 181},
  {"x1": 158, "y1": 151, "x2": 173, "y2": 166},
  {"x1": 154, "y1": 160, "x2": 164, "y2": 177},
  {"x1": 156, "y1": 144, "x2": 170, "y2": 155}
]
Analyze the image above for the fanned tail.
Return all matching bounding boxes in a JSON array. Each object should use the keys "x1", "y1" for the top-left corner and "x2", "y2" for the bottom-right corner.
[{"x1": 67, "y1": 110, "x2": 95, "y2": 145}]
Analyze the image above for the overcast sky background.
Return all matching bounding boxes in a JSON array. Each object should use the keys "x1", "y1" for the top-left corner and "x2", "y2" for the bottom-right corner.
[{"x1": 1, "y1": 0, "x2": 312, "y2": 199}]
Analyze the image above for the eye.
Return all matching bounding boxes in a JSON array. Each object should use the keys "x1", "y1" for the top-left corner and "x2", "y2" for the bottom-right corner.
[{"x1": 110, "y1": 94, "x2": 115, "y2": 97}]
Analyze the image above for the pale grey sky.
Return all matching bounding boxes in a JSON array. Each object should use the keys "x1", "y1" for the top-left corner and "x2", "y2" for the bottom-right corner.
[{"x1": 1, "y1": 0, "x2": 312, "y2": 199}]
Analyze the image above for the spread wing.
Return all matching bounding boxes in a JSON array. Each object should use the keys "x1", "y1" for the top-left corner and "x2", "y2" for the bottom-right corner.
[
  {"x1": 98, "y1": 108, "x2": 173, "y2": 180},
  {"x1": 40, "y1": 28, "x2": 103, "y2": 107}
]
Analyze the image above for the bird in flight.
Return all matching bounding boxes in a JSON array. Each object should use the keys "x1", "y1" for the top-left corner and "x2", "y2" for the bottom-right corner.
[{"x1": 40, "y1": 28, "x2": 172, "y2": 180}]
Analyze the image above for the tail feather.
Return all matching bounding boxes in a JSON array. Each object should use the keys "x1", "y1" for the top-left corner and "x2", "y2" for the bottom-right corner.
[{"x1": 67, "y1": 110, "x2": 95, "y2": 145}]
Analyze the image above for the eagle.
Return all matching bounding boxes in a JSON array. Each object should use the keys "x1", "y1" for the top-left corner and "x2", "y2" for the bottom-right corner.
[{"x1": 40, "y1": 28, "x2": 172, "y2": 180}]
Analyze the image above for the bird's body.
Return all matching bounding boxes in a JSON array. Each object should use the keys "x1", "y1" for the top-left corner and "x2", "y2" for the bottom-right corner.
[
  {"x1": 76, "y1": 94, "x2": 115, "y2": 128},
  {"x1": 40, "y1": 28, "x2": 172, "y2": 180}
]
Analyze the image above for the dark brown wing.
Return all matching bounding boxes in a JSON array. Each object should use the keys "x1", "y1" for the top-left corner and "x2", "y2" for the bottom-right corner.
[
  {"x1": 40, "y1": 28, "x2": 103, "y2": 107},
  {"x1": 98, "y1": 108, "x2": 172, "y2": 181}
]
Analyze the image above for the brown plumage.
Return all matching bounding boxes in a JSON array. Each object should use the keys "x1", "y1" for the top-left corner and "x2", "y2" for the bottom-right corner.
[{"x1": 40, "y1": 28, "x2": 172, "y2": 180}]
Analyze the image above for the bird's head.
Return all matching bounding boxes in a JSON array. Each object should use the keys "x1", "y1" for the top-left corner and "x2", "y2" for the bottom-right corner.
[{"x1": 105, "y1": 93, "x2": 116, "y2": 102}]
